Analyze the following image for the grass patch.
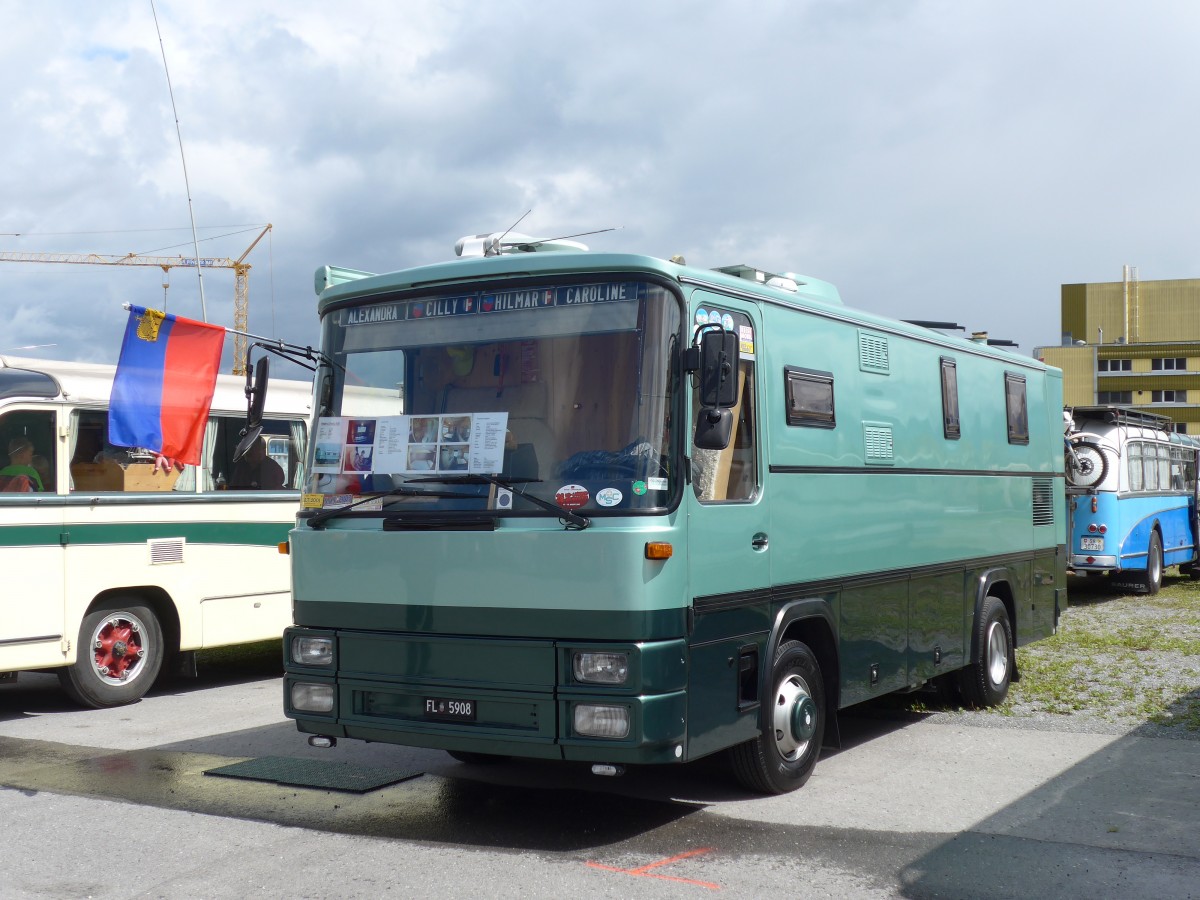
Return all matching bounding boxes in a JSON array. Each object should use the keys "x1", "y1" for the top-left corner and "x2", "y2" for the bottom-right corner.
[{"x1": 1000, "y1": 575, "x2": 1200, "y2": 730}]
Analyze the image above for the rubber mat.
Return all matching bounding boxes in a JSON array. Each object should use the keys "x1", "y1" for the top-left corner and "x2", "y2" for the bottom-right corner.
[{"x1": 204, "y1": 756, "x2": 422, "y2": 793}]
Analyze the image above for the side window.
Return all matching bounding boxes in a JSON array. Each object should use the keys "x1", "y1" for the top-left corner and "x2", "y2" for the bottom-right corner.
[
  {"x1": 1141, "y1": 442, "x2": 1159, "y2": 492},
  {"x1": 784, "y1": 367, "x2": 835, "y2": 428},
  {"x1": 1127, "y1": 441, "x2": 1143, "y2": 492},
  {"x1": 1156, "y1": 443, "x2": 1170, "y2": 491},
  {"x1": 68, "y1": 409, "x2": 193, "y2": 493},
  {"x1": 692, "y1": 352, "x2": 758, "y2": 502},
  {"x1": 209, "y1": 415, "x2": 307, "y2": 491},
  {"x1": 1005, "y1": 373, "x2": 1029, "y2": 445},
  {"x1": 1170, "y1": 447, "x2": 1186, "y2": 491},
  {"x1": 0, "y1": 409, "x2": 57, "y2": 493},
  {"x1": 940, "y1": 357, "x2": 960, "y2": 440}
]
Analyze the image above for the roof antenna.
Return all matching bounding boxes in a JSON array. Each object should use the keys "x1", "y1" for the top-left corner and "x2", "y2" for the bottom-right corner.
[{"x1": 489, "y1": 210, "x2": 532, "y2": 255}]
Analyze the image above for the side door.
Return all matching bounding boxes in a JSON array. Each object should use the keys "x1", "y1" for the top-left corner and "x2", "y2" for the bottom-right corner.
[
  {"x1": 684, "y1": 293, "x2": 771, "y2": 756},
  {"x1": 0, "y1": 404, "x2": 67, "y2": 671}
]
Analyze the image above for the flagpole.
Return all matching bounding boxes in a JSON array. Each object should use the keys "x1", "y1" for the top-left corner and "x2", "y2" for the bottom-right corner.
[{"x1": 120, "y1": 303, "x2": 330, "y2": 369}]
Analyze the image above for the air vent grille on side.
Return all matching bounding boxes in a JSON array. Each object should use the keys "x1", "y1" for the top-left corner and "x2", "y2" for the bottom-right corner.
[
  {"x1": 1032, "y1": 477, "x2": 1055, "y2": 526},
  {"x1": 149, "y1": 538, "x2": 185, "y2": 565},
  {"x1": 858, "y1": 331, "x2": 890, "y2": 374},
  {"x1": 863, "y1": 422, "x2": 895, "y2": 464}
]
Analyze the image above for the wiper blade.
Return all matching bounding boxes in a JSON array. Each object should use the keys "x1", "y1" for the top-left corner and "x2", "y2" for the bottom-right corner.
[
  {"x1": 410, "y1": 473, "x2": 592, "y2": 530},
  {"x1": 304, "y1": 486, "x2": 474, "y2": 529}
]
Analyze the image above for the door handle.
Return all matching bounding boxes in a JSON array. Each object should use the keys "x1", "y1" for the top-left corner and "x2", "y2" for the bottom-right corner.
[{"x1": 751, "y1": 532, "x2": 769, "y2": 552}]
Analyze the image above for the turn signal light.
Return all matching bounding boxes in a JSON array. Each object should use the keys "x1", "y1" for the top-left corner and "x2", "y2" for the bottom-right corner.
[
  {"x1": 645, "y1": 541, "x2": 673, "y2": 560},
  {"x1": 278, "y1": 541, "x2": 290, "y2": 555}
]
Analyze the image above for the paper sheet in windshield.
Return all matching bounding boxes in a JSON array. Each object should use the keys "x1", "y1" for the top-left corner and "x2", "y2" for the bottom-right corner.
[{"x1": 312, "y1": 413, "x2": 508, "y2": 476}]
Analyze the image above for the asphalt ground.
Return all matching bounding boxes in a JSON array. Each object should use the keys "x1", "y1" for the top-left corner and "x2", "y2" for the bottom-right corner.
[{"x1": 1, "y1": 659, "x2": 1198, "y2": 899}]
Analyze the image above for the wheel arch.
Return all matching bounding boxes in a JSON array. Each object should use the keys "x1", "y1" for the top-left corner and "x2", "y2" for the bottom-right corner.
[{"x1": 767, "y1": 599, "x2": 841, "y2": 749}]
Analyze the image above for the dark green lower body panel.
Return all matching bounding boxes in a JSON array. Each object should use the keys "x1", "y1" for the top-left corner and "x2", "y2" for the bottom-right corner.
[{"x1": 293, "y1": 600, "x2": 687, "y2": 642}]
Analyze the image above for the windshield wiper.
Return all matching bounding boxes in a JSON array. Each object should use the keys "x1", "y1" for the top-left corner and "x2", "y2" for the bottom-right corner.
[
  {"x1": 407, "y1": 473, "x2": 592, "y2": 530},
  {"x1": 304, "y1": 485, "x2": 476, "y2": 529}
]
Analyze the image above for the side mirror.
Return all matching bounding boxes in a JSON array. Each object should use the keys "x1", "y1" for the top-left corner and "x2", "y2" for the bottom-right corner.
[
  {"x1": 698, "y1": 330, "x2": 739, "y2": 408},
  {"x1": 234, "y1": 356, "x2": 270, "y2": 462},
  {"x1": 694, "y1": 408, "x2": 734, "y2": 450},
  {"x1": 248, "y1": 355, "x2": 269, "y2": 429}
]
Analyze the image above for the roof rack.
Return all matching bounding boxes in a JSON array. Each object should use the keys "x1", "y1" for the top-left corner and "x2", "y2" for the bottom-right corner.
[{"x1": 1070, "y1": 405, "x2": 1175, "y2": 431}]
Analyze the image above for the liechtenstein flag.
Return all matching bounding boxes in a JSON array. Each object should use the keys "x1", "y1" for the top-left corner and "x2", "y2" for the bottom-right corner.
[{"x1": 108, "y1": 306, "x2": 226, "y2": 466}]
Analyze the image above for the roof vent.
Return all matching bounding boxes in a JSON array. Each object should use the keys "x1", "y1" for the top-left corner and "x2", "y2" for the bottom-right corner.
[{"x1": 455, "y1": 232, "x2": 588, "y2": 258}]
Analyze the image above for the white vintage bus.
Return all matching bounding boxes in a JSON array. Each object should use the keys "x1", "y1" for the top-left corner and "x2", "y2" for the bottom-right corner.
[{"x1": 0, "y1": 355, "x2": 310, "y2": 707}]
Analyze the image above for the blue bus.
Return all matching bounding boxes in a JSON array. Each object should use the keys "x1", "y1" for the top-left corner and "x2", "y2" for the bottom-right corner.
[{"x1": 1066, "y1": 406, "x2": 1200, "y2": 593}]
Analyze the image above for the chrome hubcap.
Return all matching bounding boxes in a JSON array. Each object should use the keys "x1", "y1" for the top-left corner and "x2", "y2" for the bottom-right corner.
[
  {"x1": 986, "y1": 621, "x2": 1008, "y2": 686},
  {"x1": 773, "y1": 674, "x2": 815, "y2": 761}
]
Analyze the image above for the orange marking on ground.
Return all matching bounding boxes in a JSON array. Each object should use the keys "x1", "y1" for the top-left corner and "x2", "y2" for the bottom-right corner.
[{"x1": 586, "y1": 847, "x2": 719, "y2": 890}]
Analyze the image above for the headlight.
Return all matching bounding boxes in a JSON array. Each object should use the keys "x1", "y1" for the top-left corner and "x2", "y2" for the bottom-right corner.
[
  {"x1": 573, "y1": 703, "x2": 630, "y2": 738},
  {"x1": 291, "y1": 635, "x2": 333, "y2": 666},
  {"x1": 572, "y1": 651, "x2": 629, "y2": 684},
  {"x1": 291, "y1": 682, "x2": 334, "y2": 713}
]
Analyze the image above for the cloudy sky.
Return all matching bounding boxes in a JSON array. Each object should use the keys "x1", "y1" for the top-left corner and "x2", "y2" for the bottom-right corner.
[{"x1": 1, "y1": 1, "x2": 1197, "y2": 376}]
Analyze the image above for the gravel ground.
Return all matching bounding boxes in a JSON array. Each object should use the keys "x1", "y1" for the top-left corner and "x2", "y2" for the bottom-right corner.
[{"x1": 906, "y1": 572, "x2": 1200, "y2": 741}]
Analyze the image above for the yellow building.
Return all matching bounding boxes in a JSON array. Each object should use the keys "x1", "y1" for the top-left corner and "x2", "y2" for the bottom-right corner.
[{"x1": 1036, "y1": 273, "x2": 1200, "y2": 433}]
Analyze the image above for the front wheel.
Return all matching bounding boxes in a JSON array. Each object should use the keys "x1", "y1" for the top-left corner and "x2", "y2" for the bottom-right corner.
[
  {"x1": 1140, "y1": 531, "x2": 1163, "y2": 595},
  {"x1": 58, "y1": 602, "x2": 164, "y2": 708},
  {"x1": 729, "y1": 640, "x2": 825, "y2": 794},
  {"x1": 958, "y1": 595, "x2": 1012, "y2": 708}
]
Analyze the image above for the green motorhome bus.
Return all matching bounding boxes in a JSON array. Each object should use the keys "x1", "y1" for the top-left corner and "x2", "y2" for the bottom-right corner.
[{"x1": 281, "y1": 233, "x2": 1065, "y2": 794}]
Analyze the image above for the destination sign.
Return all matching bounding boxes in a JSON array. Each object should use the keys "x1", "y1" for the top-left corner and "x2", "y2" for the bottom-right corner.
[{"x1": 343, "y1": 281, "x2": 645, "y2": 326}]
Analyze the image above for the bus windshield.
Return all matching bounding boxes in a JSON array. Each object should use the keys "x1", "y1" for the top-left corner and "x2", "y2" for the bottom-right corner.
[{"x1": 310, "y1": 278, "x2": 682, "y2": 518}]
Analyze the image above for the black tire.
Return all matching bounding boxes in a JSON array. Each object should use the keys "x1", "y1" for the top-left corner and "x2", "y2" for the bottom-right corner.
[
  {"x1": 58, "y1": 603, "x2": 164, "y2": 708},
  {"x1": 1066, "y1": 441, "x2": 1107, "y2": 488},
  {"x1": 1140, "y1": 531, "x2": 1163, "y2": 595},
  {"x1": 446, "y1": 750, "x2": 508, "y2": 765},
  {"x1": 729, "y1": 640, "x2": 825, "y2": 794},
  {"x1": 958, "y1": 595, "x2": 1013, "y2": 708}
]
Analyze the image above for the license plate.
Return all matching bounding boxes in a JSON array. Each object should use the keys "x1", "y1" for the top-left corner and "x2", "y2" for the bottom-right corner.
[
  {"x1": 1080, "y1": 537, "x2": 1104, "y2": 551},
  {"x1": 423, "y1": 697, "x2": 476, "y2": 721}
]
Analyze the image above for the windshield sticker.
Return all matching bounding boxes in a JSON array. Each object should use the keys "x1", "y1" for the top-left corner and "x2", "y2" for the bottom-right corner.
[
  {"x1": 595, "y1": 487, "x2": 623, "y2": 507},
  {"x1": 495, "y1": 488, "x2": 513, "y2": 510},
  {"x1": 555, "y1": 484, "x2": 590, "y2": 509},
  {"x1": 632, "y1": 480, "x2": 647, "y2": 496},
  {"x1": 312, "y1": 413, "x2": 508, "y2": 483},
  {"x1": 301, "y1": 493, "x2": 325, "y2": 509},
  {"x1": 739, "y1": 324, "x2": 755, "y2": 355},
  {"x1": 646, "y1": 477, "x2": 669, "y2": 492},
  {"x1": 343, "y1": 282, "x2": 646, "y2": 327}
]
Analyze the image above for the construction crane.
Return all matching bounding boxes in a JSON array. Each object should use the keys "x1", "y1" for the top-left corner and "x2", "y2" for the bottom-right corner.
[{"x1": 0, "y1": 224, "x2": 272, "y2": 375}]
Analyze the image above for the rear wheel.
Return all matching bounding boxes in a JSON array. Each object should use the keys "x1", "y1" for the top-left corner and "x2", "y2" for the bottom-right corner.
[
  {"x1": 1140, "y1": 531, "x2": 1163, "y2": 595},
  {"x1": 58, "y1": 602, "x2": 164, "y2": 708},
  {"x1": 729, "y1": 639, "x2": 825, "y2": 794},
  {"x1": 958, "y1": 595, "x2": 1012, "y2": 708}
]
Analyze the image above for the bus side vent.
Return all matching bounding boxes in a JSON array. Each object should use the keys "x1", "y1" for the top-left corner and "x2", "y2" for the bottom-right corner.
[
  {"x1": 858, "y1": 331, "x2": 890, "y2": 374},
  {"x1": 1032, "y1": 477, "x2": 1055, "y2": 526},
  {"x1": 149, "y1": 537, "x2": 185, "y2": 565},
  {"x1": 863, "y1": 422, "x2": 895, "y2": 465}
]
